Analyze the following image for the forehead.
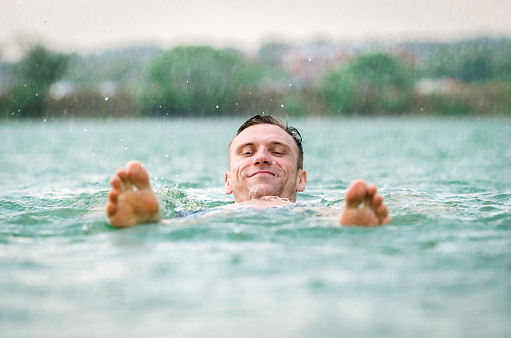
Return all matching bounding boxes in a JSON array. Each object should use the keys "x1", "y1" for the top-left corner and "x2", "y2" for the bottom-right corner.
[{"x1": 231, "y1": 124, "x2": 296, "y2": 150}]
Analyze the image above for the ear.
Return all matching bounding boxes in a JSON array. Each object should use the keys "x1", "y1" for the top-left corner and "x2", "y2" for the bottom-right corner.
[
  {"x1": 296, "y1": 169, "x2": 307, "y2": 192},
  {"x1": 225, "y1": 172, "x2": 233, "y2": 195}
]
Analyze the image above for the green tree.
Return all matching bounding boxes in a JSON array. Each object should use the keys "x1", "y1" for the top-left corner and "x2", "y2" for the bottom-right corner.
[
  {"x1": 138, "y1": 46, "x2": 278, "y2": 116},
  {"x1": 319, "y1": 53, "x2": 412, "y2": 115},
  {"x1": 257, "y1": 43, "x2": 290, "y2": 66},
  {"x1": 458, "y1": 54, "x2": 493, "y2": 82},
  {"x1": 3, "y1": 45, "x2": 68, "y2": 117},
  {"x1": 493, "y1": 44, "x2": 511, "y2": 81}
]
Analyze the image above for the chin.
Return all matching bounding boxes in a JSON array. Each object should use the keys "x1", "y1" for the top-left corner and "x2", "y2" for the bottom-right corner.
[{"x1": 247, "y1": 184, "x2": 281, "y2": 200}]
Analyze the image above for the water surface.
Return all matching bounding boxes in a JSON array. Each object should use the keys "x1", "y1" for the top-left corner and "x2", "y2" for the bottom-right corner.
[{"x1": 1, "y1": 117, "x2": 510, "y2": 337}]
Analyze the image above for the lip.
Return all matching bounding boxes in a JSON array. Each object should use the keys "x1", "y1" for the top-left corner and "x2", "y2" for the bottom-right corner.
[{"x1": 249, "y1": 170, "x2": 276, "y2": 178}]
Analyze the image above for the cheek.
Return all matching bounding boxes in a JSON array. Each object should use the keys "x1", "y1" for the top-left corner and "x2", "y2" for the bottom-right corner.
[
  {"x1": 232, "y1": 160, "x2": 249, "y2": 175},
  {"x1": 271, "y1": 159, "x2": 283, "y2": 170},
  {"x1": 276, "y1": 158, "x2": 295, "y2": 173}
]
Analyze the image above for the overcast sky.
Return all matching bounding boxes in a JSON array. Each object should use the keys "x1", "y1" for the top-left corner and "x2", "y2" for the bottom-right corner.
[{"x1": 2, "y1": 0, "x2": 511, "y2": 60}]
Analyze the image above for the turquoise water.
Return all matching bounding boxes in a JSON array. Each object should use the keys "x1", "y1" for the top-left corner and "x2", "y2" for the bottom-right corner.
[{"x1": 1, "y1": 117, "x2": 510, "y2": 337}]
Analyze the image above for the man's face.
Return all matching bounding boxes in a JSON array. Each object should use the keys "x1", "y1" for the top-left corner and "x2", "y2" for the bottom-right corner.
[{"x1": 225, "y1": 124, "x2": 307, "y2": 202}]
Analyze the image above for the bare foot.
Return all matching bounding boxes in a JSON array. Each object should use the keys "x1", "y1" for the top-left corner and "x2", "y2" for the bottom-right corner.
[
  {"x1": 105, "y1": 160, "x2": 161, "y2": 228},
  {"x1": 339, "y1": 179, "x2": 391, "y2": 226}
]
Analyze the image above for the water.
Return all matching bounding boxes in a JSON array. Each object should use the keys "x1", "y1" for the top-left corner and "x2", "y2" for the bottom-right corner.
[{"x1": 1, "y1": 117, "x2": 510, "y2": 337}]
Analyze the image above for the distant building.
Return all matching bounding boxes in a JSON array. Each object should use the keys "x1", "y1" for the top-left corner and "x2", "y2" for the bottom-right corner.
[
  {"x1": 280, "y1": 42, "x2": 355, "y2": 85},
  {"x1": 415, "y1": 78, "x2": 459, "y2": 95}
]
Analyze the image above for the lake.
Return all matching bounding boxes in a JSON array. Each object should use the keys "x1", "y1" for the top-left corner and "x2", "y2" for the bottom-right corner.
[{"x1": 1, "y1": 116, "x2": 510, "y2": 337}]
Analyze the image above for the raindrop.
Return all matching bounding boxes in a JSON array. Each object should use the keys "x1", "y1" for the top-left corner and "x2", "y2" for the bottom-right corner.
[
  {"x1": 35, "y1": 93, "x2": 39, "y2": 96},
  {"x1": 124, "y1": 147, "x2": 128, "y2": 150},
  {"x1": 216, "y1": 105, "x2": 219, "y2": 108},
  {"x1": 105, "y1": 97, "x2": 109, "y2": 101},
  {"x1": 43, "y1": 119, "x2": 47, "y2": 122},
  {"x1": 165, "y1": 154, "x2": 170, "y2": 158},
  {"x1": 281, "y1": 104, "x2": 284, "y2": 108},
  {"x1": 308, "y1": 58, "x2": 311, "y2": 61},
  {"x1": 272, "y1": 162, "x2": 276, "y2": 164},
  {"x1": 82, "y1": 224, "x2": 88, "y2": 231},
  {"x1": 83, "y1": 128, "x2": 88, "y2": 132}
]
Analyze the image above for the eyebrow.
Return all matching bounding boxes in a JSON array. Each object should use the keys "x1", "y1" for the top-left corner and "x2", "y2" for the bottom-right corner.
[{"x1": 235, "y1": 141, "x2": 291, "y2": 152}]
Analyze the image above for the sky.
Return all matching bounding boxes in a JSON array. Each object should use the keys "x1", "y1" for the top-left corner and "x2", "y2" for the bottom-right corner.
[{"x1": 2, "y1": 0, "x2": 511, "y2": 60}]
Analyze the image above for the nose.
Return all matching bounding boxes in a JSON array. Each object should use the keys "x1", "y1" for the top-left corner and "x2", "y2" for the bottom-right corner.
[{"x1": 253, "y1": 147, "x2": 271, "y2": 166}]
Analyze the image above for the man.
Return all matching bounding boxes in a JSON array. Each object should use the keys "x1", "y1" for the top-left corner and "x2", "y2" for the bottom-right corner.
[{"x1": 106, "y1": 115, "x2": 391, "y2": 228}]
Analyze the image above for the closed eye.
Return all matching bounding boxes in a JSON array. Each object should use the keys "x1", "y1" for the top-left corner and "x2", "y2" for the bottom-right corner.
[
  {"x1": 271, "y1": 146, "x2": 286, "y2": 156},
  {"x1": 241, "y1": 148, "x2": 254, "y2": 155}
]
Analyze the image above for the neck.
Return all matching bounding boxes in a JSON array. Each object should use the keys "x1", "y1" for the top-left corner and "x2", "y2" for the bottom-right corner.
[
  {"x1": 225, "y1": 196, "x2": 294, "y2": 209},
  {"x1": 234, "y1": 191, "x2": 296, "y2": 203}
]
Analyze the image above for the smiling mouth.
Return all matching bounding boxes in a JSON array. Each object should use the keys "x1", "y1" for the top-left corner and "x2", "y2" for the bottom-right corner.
[{"x1": 249, "y1": 171, "x2": 277, "y2": 177}]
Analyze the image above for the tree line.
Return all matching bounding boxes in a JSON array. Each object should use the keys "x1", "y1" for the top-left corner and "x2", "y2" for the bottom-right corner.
[{"x1": 1, "y1": 38, "x2": 511, "y2": 118}]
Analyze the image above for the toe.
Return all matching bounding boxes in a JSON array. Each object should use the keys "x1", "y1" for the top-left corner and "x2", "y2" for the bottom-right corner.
[
  {"x1": 106, "y1": 201, "x2": 117, "y2": 217},
  {"x1": 108, "y1": 189, "x2": 119, "y2": 202},
  {"x1": 127, "y1": 161, "x2": 151, "y2": 190},
  {"x1": 345, "y1": 179, "x2": 368, "y2": 208},
  {"x1": 110, "y1": 175, "x2": 123, "y2": 190},
  {"x1": 377, "y1": 204, "x2": 387, "y2": 216},
  {"x1": 377, "y1": 204, "x2": 391, "y2": 224},
  {"x1": 372, "y1": 194, "x2": 383, "y2": 208},
  {"x1": 116, "y1": 167, "x2": 132, "y2": 190},
  {"x1": 115, "y1": 168, "x2": 126, "y2": 180}
]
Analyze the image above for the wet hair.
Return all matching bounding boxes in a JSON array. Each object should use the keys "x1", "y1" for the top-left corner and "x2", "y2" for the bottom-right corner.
[{"x1": 229, "y1": 115, "x2": 304, "y2": 169}]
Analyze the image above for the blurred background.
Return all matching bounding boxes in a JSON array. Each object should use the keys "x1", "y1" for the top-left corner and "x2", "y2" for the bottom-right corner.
[{"x1": 1, "y1": 0, "x2": 511, "y2": 119}]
